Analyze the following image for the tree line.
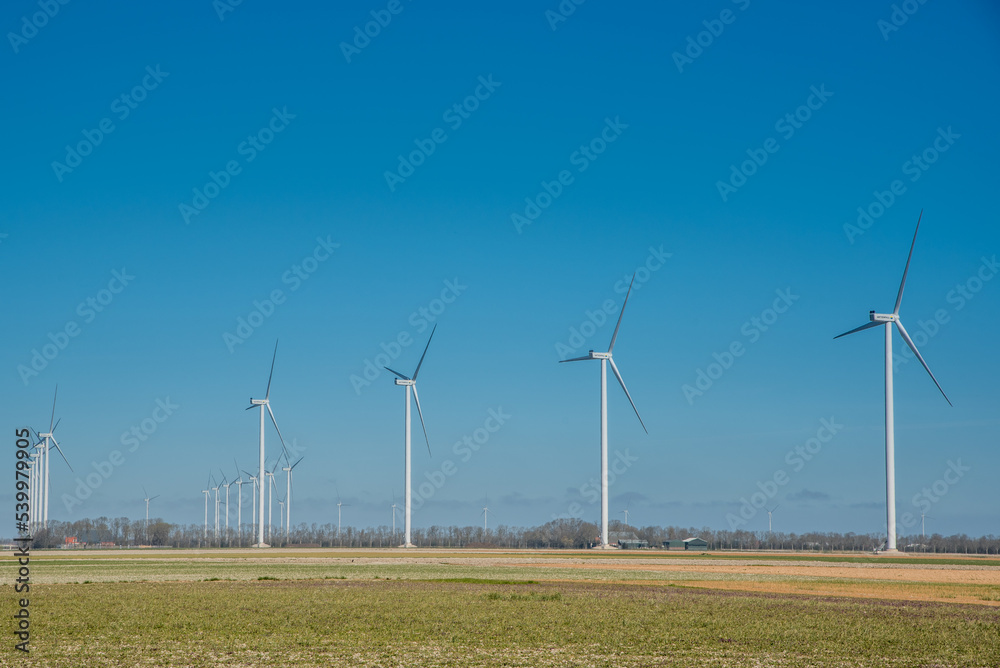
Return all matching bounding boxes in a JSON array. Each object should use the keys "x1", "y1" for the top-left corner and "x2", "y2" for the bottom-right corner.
[{"x1": 11, "y1": 517, "x2": 1000, "y2": 554}]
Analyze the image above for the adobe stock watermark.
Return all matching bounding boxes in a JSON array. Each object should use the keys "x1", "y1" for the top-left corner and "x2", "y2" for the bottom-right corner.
[
  {"x1": 384, "y1": 75, "x2": 501, "y2": 192},
  {"x1": 179, "y1": 107, "x2": 295, "y2": 224},
  {"x1": 511, "y1": 116, "x2": 628, "y2": 233},
  {"x1": 682, "y1": 288, "x2": 799, "y2": 404},
  {"x1": 725, "y1": 417, "x2": 843, "y2": 530},
  {"x1": 7, "y1": 0, "x2": 71, "y2": 54},
  {"x1": 349, "y1": 278, "x2": 467, "y2": 394},
  {"x1": 555, "y1": 245, "x2": 672, "y2": 358},
  {"x1": 842, "y1": 127, "x2": 960, "y2": 244},
  {"x1": 51, "y1": 65, "x2": 169, "y2": 182},
  {"x1": 716, "y1": 84, "x2": 833, "y2": 202},
  {"x1": 340, "y1": 0, "x2": 413, "y2": 63},
  {"x1": 17, "y1": 268, "x2": 135, "y2": 386},
  {"x1": 551, "y1": 449, "x2": 640, "y2": 521},
  {"x1": 213, "y1": 0, "x2": 245, "y2": 21},
  {"x1": 223, "y1": 236, "x2": 340, "y2": 352},
  {"x1": 891, "y1": 254, "x2": 996, "y2": 371},
  {"x1": 898, "y1": 459, "x2": 969, "y2": 537},
  {"x1": 62, "y1": 397, "x2": 180, "y2": 513},
  {"x1": 411, "y1": 406, "x2": 511, "y2": 510},
  {"x1": 545, "y1": 0, "x2": 587, "y2": 31},
  {"x1": 672, "y1": 0, "x2": 751, "y2": 73},
  {"x1": 877, "y1": 0, "x2": 929, "y2": 41}
]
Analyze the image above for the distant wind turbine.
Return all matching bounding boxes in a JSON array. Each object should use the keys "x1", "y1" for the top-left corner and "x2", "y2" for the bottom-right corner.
[
  {"x1": 142, "y1": 486, "x2": 160, "y2": 543},
  {"x1": 201, "y1": 473, "x2": 211, "y2": 542},
  {"x1": 921, "y1": 512, "x2": 934, "y2": 540},
  {"x1": 282, "y1": 457, "x2": 303, "y2": 539},
  {"x1": 835, "y1": 213, "x2": 952, "y2": 552},
  {"x1": 246, "y1": 341, "x2": 291, "y2": 547},
  {"x1": 35, "y1": 386, "x2": 73, "y2": 530},
  {"x1": 233, "y1": 461, "x2": 245, "y2": 544},
  {"x1": 385, "y1": 325, "x2": 436, "y2": 548},
  {"x1": 481, "y1": 494, "x2": 492, "y2": 531},
  {"x1": 335, "y1": 483, "x2": 351, "y2": 541},
  {"x1": 765, "y1": 504, "x2": 780, "y2": 534},
  {"x1": 560, "y1": 275, "x2": 648, "y2": 549},
  {"x1": 620, "y1": 497, "x2": 633, "y2": 528}
]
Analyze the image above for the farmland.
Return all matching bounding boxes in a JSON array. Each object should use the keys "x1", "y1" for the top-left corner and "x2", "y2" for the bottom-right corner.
[{"x1": 3, "y1": 549, "x2": 999, "y2": 667}]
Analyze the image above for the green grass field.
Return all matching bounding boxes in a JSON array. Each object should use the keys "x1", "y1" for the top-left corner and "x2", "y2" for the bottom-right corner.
[{"x1": 3, "y1": 549, "x2": 999, "y2": 667}]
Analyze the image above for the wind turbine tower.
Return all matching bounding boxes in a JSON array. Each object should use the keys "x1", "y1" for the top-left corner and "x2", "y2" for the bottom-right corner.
[
  {"x1": 385, "y1": 325, "x2": 436, "y2": 548},
  {"x1": 560, "y1": 275, "x2": 648, "y2": 549},
  {"x1": 835, "y1": 213, "x2": 951, "y2": 552}
]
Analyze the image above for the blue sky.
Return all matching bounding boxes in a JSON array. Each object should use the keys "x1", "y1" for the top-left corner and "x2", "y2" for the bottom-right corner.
[{"x1": 3, "y1": 0, "x2": 998, "y2": 539}]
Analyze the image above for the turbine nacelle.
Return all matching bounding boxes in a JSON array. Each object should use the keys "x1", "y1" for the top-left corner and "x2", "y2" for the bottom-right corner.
[
  {"x1": 394, "y1": 378, "x2": 416, "y2": 387},
  {"x1": 249, "y1": 398, "x2": 267, "y2": 406},
  {"x1": 589, "y1": 351, "x2": 612, "y2": 360},
  {"x1": 870, "y1": 311, "x2": 896, "y2": 323}
]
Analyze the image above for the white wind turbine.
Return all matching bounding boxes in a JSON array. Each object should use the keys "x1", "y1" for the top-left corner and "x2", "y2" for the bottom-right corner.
[
  {"x1": 201, "y1": 473, "x2": 211, "y2": 542},
  {"x1": 142, "y1": 486, "x2": 160, "y2": 543},
  {"x1": 560, "y1": 275, "x2": 648, "y2": 549},
  {"x1": 211, "y1": 475, "x2": 220, "y2": 540},
  {"x1": 391, "y1": 492, "x2": 400, "y2": 538},
  {"x1": 233, "y1": 462, "x2": 245, "y2": 545},
  {"x1": 246, "y1": 341, "x2": 290, "y2": 548},
  {"x1": 921, "y1": 512, "x2": 933, "y2": 540},
  {"x1": 481, "y1": 493, "x2": 492, "y2": 531},
  {"x1": 835, "y1": 213, "x2": 952, "y2": 553},
  {"x1": 29, "y1": 450, "x2": 42, "y2": 533},
  {"x1": 385, "y1": 324, "x2": 436, "y2": 548},
  {"x1": 283, "y1": 457, "x2": 303, "y2": 539},
  {"x1": 34, "y1": 387, "x2": 73, "y2": 530},
  {"x1": 266, "y1": 458, "x2": 282, "y2": 544},
  {"x1": 335, "y1": 483, "x2": 351, "y2": 542},
  {"x1": 620, "y1": 497, "x2": 633, "y2": 528},
  {"x1": 219, "y1": 471, "x2": 230, "y2": 542},
  {"x1": 765, "y1": 504, "x2": 780, "y2": 534}
]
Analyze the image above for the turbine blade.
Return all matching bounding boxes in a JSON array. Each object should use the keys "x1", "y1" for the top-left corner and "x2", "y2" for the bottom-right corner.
[
  {"x1": 245, "y1": 405, "x2": 256, "y2": 411},
  {"x1": 290, "y1": 457, "x2": 303, "y2": 470},
  {"x1": 52, "y1": 418, "x2": 61, "y2": 434},
  {"x1": 150, "y1": 495, "x2": 160, "y2": 501},
  {"x1": 895, "y1": 320, "x2": 952, "y2": 406},
  {"x1": 834, "y1": 321, "x2": 882, "y2": 339},
  {"x1": 49, "y1": 436, "x2": 73, "y2": 472},
  {"x1": 608, "y1": 358, "x2": 647, "y2": 434},
  {"x1": 773, "y1": 504, "x2": 781, "y2": 513},
  {"x1": 265, "y1": 340, "x2": 278, "y2": 400},
  {"x1": 411, "y1": 385, "x2": 432, "y2": 457},
  {"x1": 608, "y1": 274, "x2": 636, "y2": 354},
  {"x1": 143, "y1": 485, "x2": 149, "y2": 499},
  {"x1": 384, "y1": 367, "x2": 410, "y2": 381},
  {"x1": 266, "y1": 404, "x2": 291, "y2": 461},
  {"x1": 412, "y1": 325, "x2": 437, "y2": 380},
  {"x1": 559, "y1": 355, "x2": 593, "y2": 363},
  {"x1": 49, "y1": 385, "x2": 58, "y2": 432},
  {"x1": 894, "y1": 211, "x2": 922, "y2": 315}
]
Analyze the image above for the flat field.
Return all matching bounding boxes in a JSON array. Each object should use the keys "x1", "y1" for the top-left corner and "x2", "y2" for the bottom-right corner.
[{"x1": 3, "y1": 549, "x2": 999, "y2": 667}]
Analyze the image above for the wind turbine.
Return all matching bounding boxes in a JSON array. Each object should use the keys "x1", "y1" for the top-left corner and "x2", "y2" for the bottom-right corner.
[
  {"x1": 29, "y1": 450, "x2": 42, "y2": 533},
  {"x1": 765, "y1": 504, "x2": 780, "y2": 534},
  {"x1": 282, "y1": 457, "x2": 303, "y2": 539},
  {"x1": 201, "y1": 473, "x2": 211, "y2": 543},
  {"x1": 233, "y1": 462, "x2": 245, "y2": 545},
  {"x1": 921, "y1": 512, "x2": 933, "y2": 540},
  {"x1": 211, "y1": 475, "x2": 220, "y2": 539},
  {"x1": 142, "y1": 486, "x2": 160, "y2": 543},
  {"x1": 620, "y1": 497, "x2": 633, "y2": 528},
  {"x1": 266, "y1": 459, "x2": 282, "y2": 544},
  {"x1": 246, "y1": 340, "x2": 290, "y2": 548},
  {"x1": 335, "y1": 483, "x2": 351, "y2": 542},
  {"x1": 35, "y1": 387, "x2": 72, "y2": 530},
  {"x1": 385, "y1": 324, "x2": 436, "y2": 548},
  {"x1": 560, "y1": 275, "x2": 648, "y2": 549},
  {"x1": 835, "y1": 213, "x2": 952, "y2": 552},
  {"x1": 481, "y1": 494, "x2": 491, "y2": 531},
  {"x1": 391, "y1": 492, "x2": 399, "y2": 537},
  {"x1": 219, "y1": 471, "x2": 230, "y2": 542}
]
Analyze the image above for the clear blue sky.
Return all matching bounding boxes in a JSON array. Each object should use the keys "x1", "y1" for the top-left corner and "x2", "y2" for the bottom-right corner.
[{"x1": 3, "y1": 0, "x2": 998, "y2": 538}]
